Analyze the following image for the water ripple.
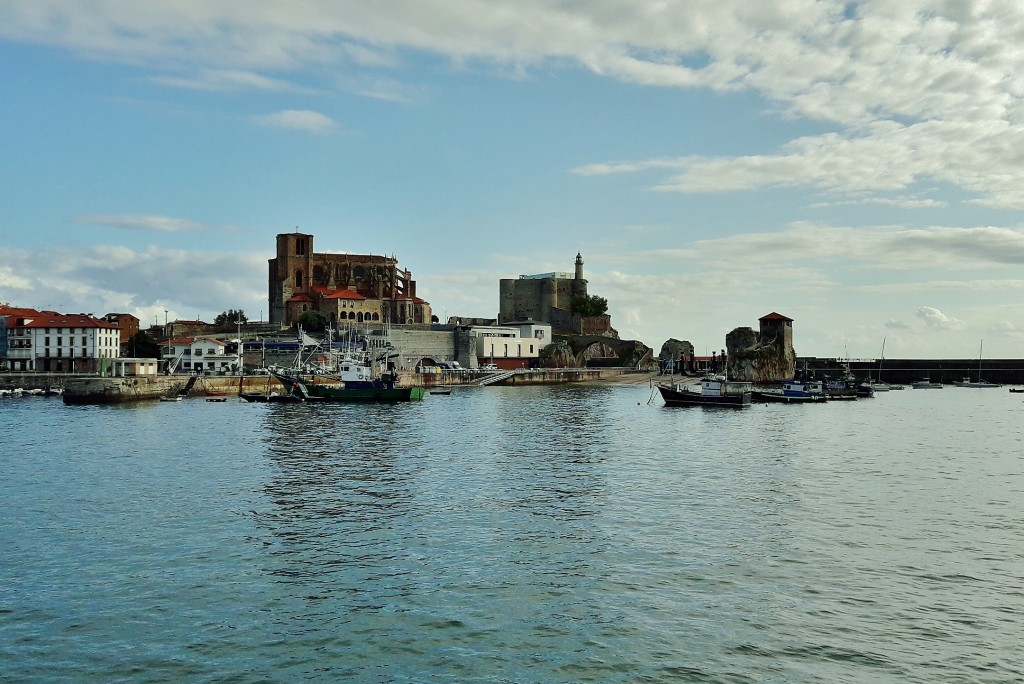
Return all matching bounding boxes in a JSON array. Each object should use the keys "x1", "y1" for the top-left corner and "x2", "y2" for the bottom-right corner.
[{"x1": 1, "y1": 388, "x2": 1022, "y2": 682}]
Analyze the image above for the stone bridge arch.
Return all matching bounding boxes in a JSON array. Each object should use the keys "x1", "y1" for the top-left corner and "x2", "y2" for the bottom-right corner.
[{"x1": 560, "y1": 335, "x2": 652, "y2": 367}]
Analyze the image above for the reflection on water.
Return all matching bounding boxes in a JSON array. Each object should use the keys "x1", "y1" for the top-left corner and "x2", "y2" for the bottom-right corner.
[{"x1": 1, "y1": 387, "x2": 1022, "y2": 682}]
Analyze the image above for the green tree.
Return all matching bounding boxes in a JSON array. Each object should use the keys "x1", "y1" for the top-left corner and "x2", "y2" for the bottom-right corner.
[
  {"x1": 296, "y1": 310, "x2": 327, "y2": 332},
  {"x1": 214, "y1": 309, "x2": 248, "y2": 326},
  {"x1": 128, "y1": 331, "x2": 162, "y2": 359},
  {"x1": 571, "y1": 294, "x2": 609, "y2": 317}
]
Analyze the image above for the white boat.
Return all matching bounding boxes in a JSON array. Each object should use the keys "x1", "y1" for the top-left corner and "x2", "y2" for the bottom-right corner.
[
  {"x1": 954, "y1": 378, "x2": 1001, "y2": 388},
  {"x1": 954, "y1": 340, "x2": 1001, "y2": 387},
  {"x1": 753, "y1": 379, "x2": 827, "y2": 403},
  {"x1": 912, "y1": 378, "x2": 943, "y2": 389}
]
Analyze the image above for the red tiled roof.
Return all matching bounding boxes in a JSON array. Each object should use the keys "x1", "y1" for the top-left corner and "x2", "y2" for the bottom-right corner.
[
  {"x1": 19, "y1": 312, "x2": 118, "y2": 329},
  {"x1": 0, "y1": 305, "x2": 43, "y2": 318},
  {"x1": 759, "y1": 312, "x2": 793, "y2": 322},
  {"x1": 168, "y1": 336, "x2": 226, "y2": 346},
  {"x1": 317, "y1": 287, "x2": 365, "y2": 300},
  {"x1": 288, "y1": 293, "x2": 316, "y2": 303}
]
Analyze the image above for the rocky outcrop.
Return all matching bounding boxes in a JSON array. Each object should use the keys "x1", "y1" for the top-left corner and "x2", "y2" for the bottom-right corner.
[
  {"x1": 659, "y1": 338, "x2": 694, "y2": 360},
  {"x1": 726, "y1": 326, "x2": 796, "y2": 382},
  {"x1": 539, "y1": 340, "x2": 580, "y2": 367},
  {"x1": 542, "y1": 336, "x2": 653, "y2": 368}
]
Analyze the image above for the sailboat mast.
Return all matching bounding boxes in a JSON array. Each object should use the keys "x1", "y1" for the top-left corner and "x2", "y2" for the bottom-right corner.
[
  {"x1": 878, "y1": 337, "x2": 886, "y2": 381},
  {"x1": 978, "y1": 339, "x2": 983, "y2": 381}
]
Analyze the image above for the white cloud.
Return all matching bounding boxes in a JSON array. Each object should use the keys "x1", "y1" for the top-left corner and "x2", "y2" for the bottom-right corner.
[
  {"x1": 151, "y1": 69, "x2": 319, "y2": 93},
  {"x1": 74, "y1": 214, "x2": 210, "y2": 233},
  {"x1": 5, "y1": 1, "x2": 1024, "y2": 206},
  {"x1": 252, "y1": 109, "x2": 338, "y2": 134},
  {"x1": 0, "y1": 244, "x2": 268, "y2": 323},
  {"x1": 650, "y1": 222, "x2": 1024, "y2": 271},
  {"x1": 916, "y1": 306, "x2": 966, "y2": 330}
]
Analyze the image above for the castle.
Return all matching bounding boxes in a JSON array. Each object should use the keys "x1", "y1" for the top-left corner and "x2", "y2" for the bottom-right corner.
[
  {"x1": 268, "y1": 232, "x2": 432, "y2": 327},
  {"x1": 498, "y1": 253, "x2": 611, "y2": 334}
]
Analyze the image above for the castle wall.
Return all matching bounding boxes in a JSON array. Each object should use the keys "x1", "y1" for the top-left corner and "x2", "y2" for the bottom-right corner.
[
  {"x1": 499, "y1": 276, "x2": 585, "y2": 327},
  {"x1": 382, "y1": 329, "x2": 456, "y2": 370}
]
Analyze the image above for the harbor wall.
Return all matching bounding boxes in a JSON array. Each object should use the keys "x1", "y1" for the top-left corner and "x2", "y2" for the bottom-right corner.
[{"x1": 798, "y1": 358, "x2": 1024, "y2": 385}]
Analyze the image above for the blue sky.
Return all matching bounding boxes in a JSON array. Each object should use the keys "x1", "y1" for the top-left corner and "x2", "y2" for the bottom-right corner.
[{"x1": 2, "y1": 1, "x2": 1024, "y2": 359}]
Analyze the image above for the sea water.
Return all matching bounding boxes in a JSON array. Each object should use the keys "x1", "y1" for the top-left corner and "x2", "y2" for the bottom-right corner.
[{"x1": 1, "y1": 384, "x2": 1022, "y2": 683}]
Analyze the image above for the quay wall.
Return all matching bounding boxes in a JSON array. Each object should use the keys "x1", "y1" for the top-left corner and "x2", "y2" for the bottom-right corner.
[
  {"x1": 408, "y1": 367, "x2": 637, "y2": 386},
  {"x1": 799, "y1": 357, "x2": 1024, "y2": 385}
]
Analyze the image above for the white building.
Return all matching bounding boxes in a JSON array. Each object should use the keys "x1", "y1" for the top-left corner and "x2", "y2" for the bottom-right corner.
[
  {"x1": 465, "y1": 322, "x2": 552, "y2": 369},
  {"x1": 0, "y1": 308, "x2": 121, "y2": 372},
  {"x1": 165, "y1": 336, "x2": 241, "y2": 374}
]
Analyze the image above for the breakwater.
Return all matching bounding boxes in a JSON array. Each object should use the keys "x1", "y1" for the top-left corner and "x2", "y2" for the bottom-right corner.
[
  {"x1": 799, "y1": 357, "x2": 1024, "y2": 384},
  {"x1": 37, "y1": 367, "x2": 641, "y2": 404}
]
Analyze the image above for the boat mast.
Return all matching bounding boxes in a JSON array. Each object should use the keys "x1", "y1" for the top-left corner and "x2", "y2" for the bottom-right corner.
[
  {"x1": 878, "y1": 337, "x2": 886, "y2": 382},
  {"x1": 978, "y1": 339, "x2": 983, "y2": 382}
]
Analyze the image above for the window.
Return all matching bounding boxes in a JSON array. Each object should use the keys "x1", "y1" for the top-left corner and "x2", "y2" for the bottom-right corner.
[
  {"x1": 294, "y1": 269, "x2": 303, "y2": 288},
  {"x1": 194, "y1": 349, "x2": 203, "y2": 357}
]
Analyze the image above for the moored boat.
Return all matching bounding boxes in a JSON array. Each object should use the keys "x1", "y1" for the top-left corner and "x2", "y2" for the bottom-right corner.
[
  {"x1": 954, "y1": 377, "x2": 1002, "y2": 388},
  {"x1": 271, "y1": 358, "x2": 425, "y2": 402},
  {"x1": 753, "y1": 379, "x2": 827, "y2": 403},
  {"x1": 658, "y1": 375, "x2": 752, "y2": 408}
]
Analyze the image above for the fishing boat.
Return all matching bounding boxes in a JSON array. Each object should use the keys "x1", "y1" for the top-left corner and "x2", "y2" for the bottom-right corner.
[
  {"x1": 824, "y1": 378, "x2": 859, "y2": 400},
  {"x1": 912, "y1": 378, "x2": 943, "y2": 389},
  {"x1": 753, "y1": 379, "x2": 827, "y2": 403},
  {"x1": 270, "y1": 354, "x2": 425, "y2": 402},
  {"x1": 657, "y1": 375, "x2": 752, "y2": 407}
]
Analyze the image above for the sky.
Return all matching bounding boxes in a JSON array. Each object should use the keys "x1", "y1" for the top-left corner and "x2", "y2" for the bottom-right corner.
[{"x1": 2, "y1": 0, "x2": 1024, "y2": 360}]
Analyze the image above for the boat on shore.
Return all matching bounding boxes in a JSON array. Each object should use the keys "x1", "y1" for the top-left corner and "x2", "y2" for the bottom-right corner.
[
  {"x1": 658, "y1": 375, "x2": 752, "y2": 408},
  {"x1": 753, "y1": 379, "x2": 827, "y2": 403}
]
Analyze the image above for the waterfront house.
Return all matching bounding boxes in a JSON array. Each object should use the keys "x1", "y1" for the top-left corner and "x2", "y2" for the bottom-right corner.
[
  {"x1": 165, "y1": 336, "x2": 241, "y2": 374},
  {"x1": 0, "y1": 306, "x2": 120, "y2": 372}
]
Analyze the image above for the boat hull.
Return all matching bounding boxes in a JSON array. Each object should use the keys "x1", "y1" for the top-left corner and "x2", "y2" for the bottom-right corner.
[
  {"x1": 657, "y1": 384, "x2": 751, "y2": 407},
  {"x1": 272, "y1": 371, "x2": 425, "y2": 402},
  {"x1": 753, "y1": 391, "x2": 826, "y2": 403}
]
